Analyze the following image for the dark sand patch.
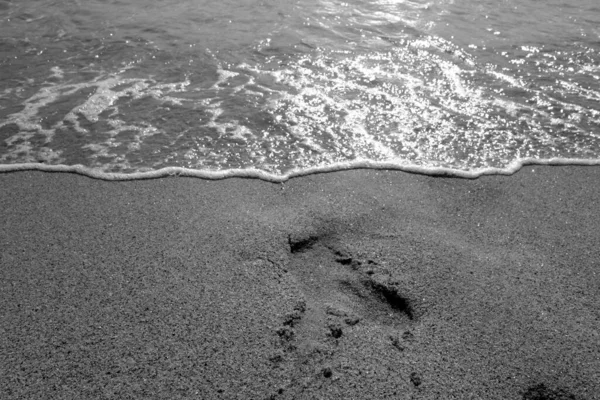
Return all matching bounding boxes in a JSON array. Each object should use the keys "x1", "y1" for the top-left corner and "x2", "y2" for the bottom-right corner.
[{"x1": 0, "y1": 166, "x2": 598, "y2": 399}]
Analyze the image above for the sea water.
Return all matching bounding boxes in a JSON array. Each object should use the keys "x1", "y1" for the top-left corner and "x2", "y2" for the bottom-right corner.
[{"x1": 1, "y1": 0, "x2": 599, "y2": 181}]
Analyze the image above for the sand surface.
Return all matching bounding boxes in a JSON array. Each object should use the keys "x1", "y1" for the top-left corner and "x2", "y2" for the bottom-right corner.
[{"x1": 1, "y1": 166, "x2": 599, "y2": 399}]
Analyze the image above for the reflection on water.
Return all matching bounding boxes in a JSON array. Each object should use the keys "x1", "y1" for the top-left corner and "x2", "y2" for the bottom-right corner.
[{"x1": 0, "y1": 0, "x2": 599, "y2": 176}]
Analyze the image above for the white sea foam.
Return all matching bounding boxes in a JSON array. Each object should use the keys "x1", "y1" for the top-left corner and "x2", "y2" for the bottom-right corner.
[{"x1": 1, "y1": 158, "x2": 599, "y2": 182}]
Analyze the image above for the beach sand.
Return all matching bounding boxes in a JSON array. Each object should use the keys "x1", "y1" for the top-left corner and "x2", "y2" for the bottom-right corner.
[{"x1": 1, "y1": 166, "x2": 598, "y2": 399}]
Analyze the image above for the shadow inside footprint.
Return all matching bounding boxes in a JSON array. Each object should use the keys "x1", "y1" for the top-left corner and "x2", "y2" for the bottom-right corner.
[
  {"x1": 338, "y1": 276, "x2": 416, "y2": 325},
  {"x1": 522, "y1": 384, "x2": 578, "y2": 400},
  {"x1": 366, "y1": 280, "x2": 415, "y2": 320}
]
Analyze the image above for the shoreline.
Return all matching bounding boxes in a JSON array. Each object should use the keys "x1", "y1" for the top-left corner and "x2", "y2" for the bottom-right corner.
[
  {"x1": 1, "y1": 166, "x2": 599, "y2": 399},
  {"x1": 1, "y1": 156, "x2": 600, "y2": 182}
]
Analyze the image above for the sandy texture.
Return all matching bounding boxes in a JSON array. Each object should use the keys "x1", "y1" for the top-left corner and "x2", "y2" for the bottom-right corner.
[{"x1": 1, "y1": 166, "x2": 599, "y2": 399}]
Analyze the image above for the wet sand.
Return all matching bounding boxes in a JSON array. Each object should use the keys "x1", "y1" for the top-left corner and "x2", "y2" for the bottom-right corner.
[{"x1": 1, "y1": 166, "x2": 599, "y2": 399}]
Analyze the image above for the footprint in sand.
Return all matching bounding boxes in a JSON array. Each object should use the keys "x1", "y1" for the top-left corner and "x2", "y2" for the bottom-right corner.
[{"x1": 276, "y1": 230, "x2": 421, "y2": 353}]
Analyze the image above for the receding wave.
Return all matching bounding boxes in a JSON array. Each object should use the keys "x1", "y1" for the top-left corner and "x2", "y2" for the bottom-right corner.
[
  {"x1": 1, "y1": 0, "x2": 599, "y2": 181},
  {"x1": 1, "y1": 36, "x2": 599, "y2": 180}
]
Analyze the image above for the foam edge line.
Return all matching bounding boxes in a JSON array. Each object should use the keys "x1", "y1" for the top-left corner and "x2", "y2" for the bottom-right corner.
[{"x1": 0, "y1": 158, "x2": 599, "y2": 182}]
